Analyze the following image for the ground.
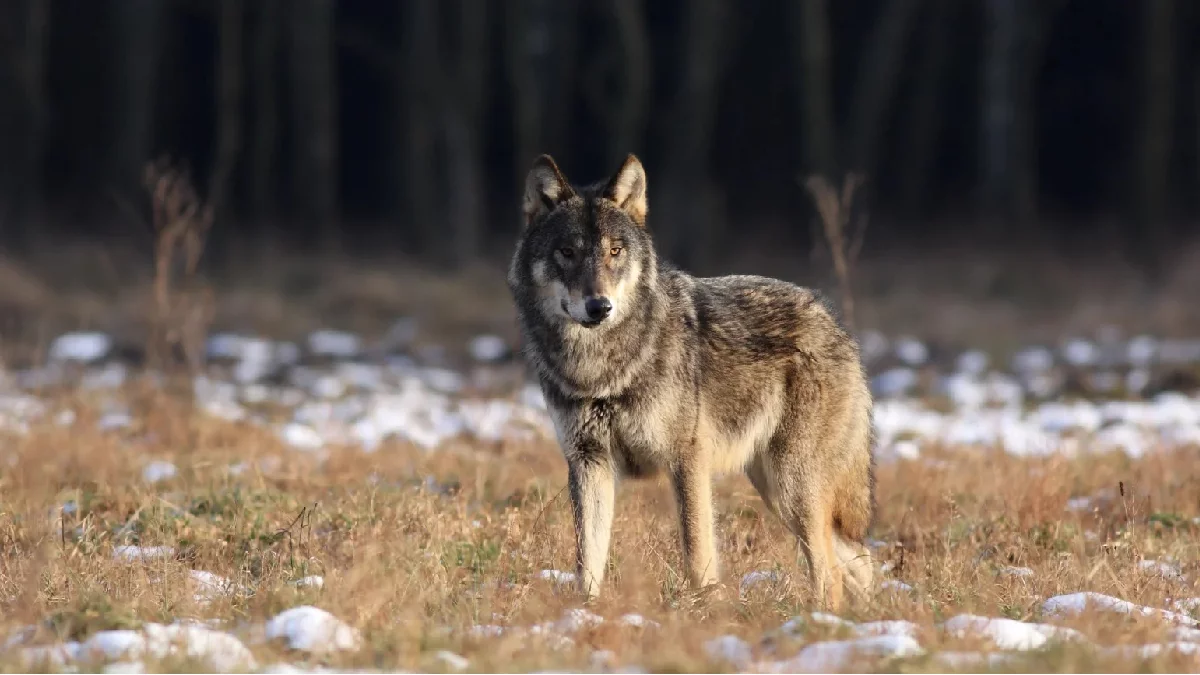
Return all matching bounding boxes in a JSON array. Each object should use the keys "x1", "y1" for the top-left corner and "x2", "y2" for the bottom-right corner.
[{"x1": 1, "y1": 249, "x2": 1200, "y2": 673}]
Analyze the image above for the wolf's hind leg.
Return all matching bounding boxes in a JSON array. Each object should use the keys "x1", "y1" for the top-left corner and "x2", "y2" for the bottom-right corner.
[
  {"x1": 833, "y1": 532, "x2": 873, "y2": 601},
  {"x1": 755, "y1": 454, "x2": 845, "y2": 611}
]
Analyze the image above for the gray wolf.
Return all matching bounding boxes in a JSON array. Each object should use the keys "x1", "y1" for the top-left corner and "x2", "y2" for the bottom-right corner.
[{"x1": 506, "y1": 153, "x2": 875, "y2": 610}]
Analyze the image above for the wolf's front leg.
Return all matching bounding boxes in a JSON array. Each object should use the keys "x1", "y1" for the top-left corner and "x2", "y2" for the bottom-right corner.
[
  {"x1": 671, "y1": 456, "x2": 718, "y2": 589},
  {"x1": 568, "y1": 457, "x2": 616, "y2": 599}
]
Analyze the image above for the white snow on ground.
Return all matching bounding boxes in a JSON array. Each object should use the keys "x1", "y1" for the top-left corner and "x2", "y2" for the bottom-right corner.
[
  {"x1": 12, "y1": 643, "x2": 82, "y2": 670},
  {"x1": 1139, "y1": 559, "x2": 1185, "y2": 582},
  {"x1": 854, "y1": 620, "x2": 921, "y2": 639},
  {"x1": 872, "y1": 391, "x2": 1200, "y2": 460},
  {"x1": 98, "y1": 410, "x2": 133, "y2": 431},
  {"x1": 1043, "y1": 592, "x2": 1199, "y2": 626},
  {"x1": 307, "y1": 330, "x2": 361, "y2": 359},
  {"x1": 998, "y1": 565, "x2": 1035, "y2": 578},
  {"x1": 10, "y1": 328, "x2": 1198, "y2": 458},
  {"x1": 49, "y1": 331, "x2": 113, "y2": 363},
  {"x1": 280, "y1": 422, "x2": 325, "y2": 451},
  {"x1": 740, "y1": 570, "x2": 781, "y2": 595},
  {"x1": 931, "y1": 651, "x2": 1019, "y2": 669},
  {"x1": 618, "y1": 613, "x2": 659, "y2": 629},
  {"x1": 435, "y1": 649, "x2": 469, "y2": 671},
  {"x1": 754, "y1": 635, "x2": 923, "y2": 673},
  {"x1": 553, "y1": 608, "x2": 605, "y2": 633},
  {"x1": 189, "y1": 570, "x2": 243, "y2": 603},
  {"x1": 290, "y1": 575, "x2": 325, "y2": 589},
  {"x1": 704, "y1": 635, "x2": 753, "y2": 667},
  {"x1": 778, "y1": 613, "x2": 918, "y2": 641},
  {"x1": 941, "y1": 614, "x2": 1086, "y2": 650},
  {"x1": 1173, "y1": 598, "x2": 1200, "y2": 614},
  {"x1": 468, "y1": 335, "x2": 508, "y2": 363},
  {"x1": 112, "y1": 545, "x2": 176, "y2": 562},
  {"x1": 1099, "y1": 642, "x2": 1200, "y2": 660},
  {"x1": 141, "y1": 460, "x2": 178, "y2": 483},
  {"x1": 264, "y1": 605, "x2": 361, "y2": 654},
  {"x1": 893, "y1": 337, "x2": 929, "y2": 366},
  {"x1": 12, "y1": 622, "x2": 257, "y2": 672},
  {"x1": 538, "y1": 569, "x2": 577, "y2": 586},
  {"x1": 462, "y1": 608, "x2": 656, "y2": 654}
]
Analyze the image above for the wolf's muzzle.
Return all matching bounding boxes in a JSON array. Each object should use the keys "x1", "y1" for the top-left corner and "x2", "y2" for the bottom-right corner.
[{"x1": 583, "y1": 296, "x2": 613, "y2": 323}]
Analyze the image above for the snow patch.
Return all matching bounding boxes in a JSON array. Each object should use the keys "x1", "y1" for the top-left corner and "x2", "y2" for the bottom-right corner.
[
  {"x1": 435, "y1": 650, "x2": 469, "y2": 671},
  {"x1": 942, "y1": 614, "x2": 1085, "y2": 650},
  {"x1": 142, "y1": 460, "x2": 178, "y2": 484},
  {"x1": 1043, "y1": 592, "x2": 1198, "y2": 626},
  {"x1": 538, "y1": 569, "x2": 577, "y2": 586},
  {"x1": 73, "y1": 623, "x2": 256, "y2": 671},
  {"x1": 468, "y1": 335, "x2": 508, "y2": 363},
  {"x1": 307, "y1": 330, "x2": 361, "y2": 359},
  {"x1": 704, "y1": 634, "x2": 752, "y2": 667},
  {"x1": 755, "y1": 635, "x2": 923, "y2": 673},
  {"x1": 49, "y1": 332, "x2": 113, "y2": 363},
  {"x1": 112, "y1": 545, "x2": 176, "y2": 562},
  {"x1": 264, "y1": 605, "x2": 361, "y2": 654},
  {"x1": 740, "y1": 570, "x2": 781, "y2": 595}
]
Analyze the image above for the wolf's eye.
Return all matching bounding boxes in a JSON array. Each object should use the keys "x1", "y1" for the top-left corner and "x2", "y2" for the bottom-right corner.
[
  {"x1": 609, "y1": 246, "x2": 623, "y2": 257},
  {"x1": 558, "y1": 247, "x2": 575, "y2": 259}
]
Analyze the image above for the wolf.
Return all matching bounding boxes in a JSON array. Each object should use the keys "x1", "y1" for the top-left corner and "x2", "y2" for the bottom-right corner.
[{"x1": 506, "y1": 153, "x2": 875, "y2": 610}]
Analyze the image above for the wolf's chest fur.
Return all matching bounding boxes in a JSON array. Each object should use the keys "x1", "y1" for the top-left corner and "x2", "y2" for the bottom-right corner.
[{"x1": 542, "y1": 338, "x2": 786, "y2": 480}]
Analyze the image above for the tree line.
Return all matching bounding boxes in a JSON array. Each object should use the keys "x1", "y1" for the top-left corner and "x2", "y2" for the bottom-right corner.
[{"x1": 0, "y1": 0, "x2": 1197, "y2": 276}]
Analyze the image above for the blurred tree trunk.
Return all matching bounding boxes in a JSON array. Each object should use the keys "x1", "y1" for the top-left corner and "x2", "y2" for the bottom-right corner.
[
  {"x1": 0, "y1": 0, "x2": 50, "y2": 247},
  {"x1": 209, "y1": 0, "x2": 244, "y2": 226},
  {"x1": 287, "y1": 0, "x2": 339, "y2": 250},
  {"x1": 788, "y1": 0, "x2": 837, "y2": 179},
  {"x1": 846, "y1": 0, "x2": 920, "y2": 180},
  {"x1": 1010, "y1": 0, "x2": 1064, "y2": 228},
  {"x1": 979, "y1": 0, "x2": 1064, "y2": 234},
  {"x1": 1133, "y1": 0, "x2": 1174, "y2": 281},
  {"x1": 899, "y1": 0, "x2": 953, "y2": 217},
  {"x1": 396, "y1": 0, "x2": 489, "y2": 268},
  {"x1": 397, "y1": 0, "x2": 439, "y2": 255},
  {"x1": 504, "y1": 0, "x2": 578, "y2": 196},
  {"x1": 659, "y1": 0, "x2": 727, "y2": 271},
  {"x1": 441, "y1": 0, "x2": 489, "y2": 267},
  {"x1": 249, "y1": 0, "x2": 280, "y2": 221},
  {"x1": 978, "y1": 0, "x2": 1017, "y2": 229},
  {"x1": 582, "y1": 0, "x2": 651, "y2": 170},
  {"x1": 111, "y1": 0, "x2": 162, "y2": 212}
]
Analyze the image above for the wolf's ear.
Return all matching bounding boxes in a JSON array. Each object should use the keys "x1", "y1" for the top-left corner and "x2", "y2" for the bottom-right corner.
[
  {"x1": 604, "y1": 154, "x2": 648, "y2": 226},
  {"x1": 522, "y1": 155, "x2": 575, "y2": 227}
]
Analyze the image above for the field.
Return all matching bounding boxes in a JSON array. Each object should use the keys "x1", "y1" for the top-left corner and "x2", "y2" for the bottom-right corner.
[{"x1": 2, "y1": 251, "x2": 1200, "y2": 673}]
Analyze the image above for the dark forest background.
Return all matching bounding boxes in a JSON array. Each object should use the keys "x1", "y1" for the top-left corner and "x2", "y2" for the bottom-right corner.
[{"x1": 1, "y1": 0, "x2": 1198, "y2": 282}]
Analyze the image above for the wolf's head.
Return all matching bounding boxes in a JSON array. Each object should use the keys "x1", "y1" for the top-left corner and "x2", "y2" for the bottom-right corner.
[{"x1": 507, "y1": 154, "x2": 654, "y2": 331}]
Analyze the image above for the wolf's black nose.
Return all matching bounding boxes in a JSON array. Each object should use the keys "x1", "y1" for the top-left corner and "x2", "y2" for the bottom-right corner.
[{"x1": 584, "y1": 296, "x2": 612, "y2": 321}]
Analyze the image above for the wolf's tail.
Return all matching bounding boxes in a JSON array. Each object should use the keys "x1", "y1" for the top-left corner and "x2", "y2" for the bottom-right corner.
[{"x1": 833, "y1": 426, "x2": 876, "y2": 543}]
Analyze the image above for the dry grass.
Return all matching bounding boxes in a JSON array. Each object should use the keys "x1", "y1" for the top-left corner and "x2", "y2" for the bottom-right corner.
[{"x1": 1, "y1": 386, "x2": 1200, "y2": 672}]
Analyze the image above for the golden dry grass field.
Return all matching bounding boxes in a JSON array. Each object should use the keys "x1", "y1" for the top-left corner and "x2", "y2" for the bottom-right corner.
[
  {"x1": 1, "y1": 369, "x2": 1200, "y2": 673},
  {"x1": 1, "y1": 242, "x2": 1200, "y2": 673}
]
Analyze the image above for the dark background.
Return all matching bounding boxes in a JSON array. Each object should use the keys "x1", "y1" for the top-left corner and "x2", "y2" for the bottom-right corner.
[{"x1": 1, "y1": 0, "x2": 1197, "y2": 281}]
